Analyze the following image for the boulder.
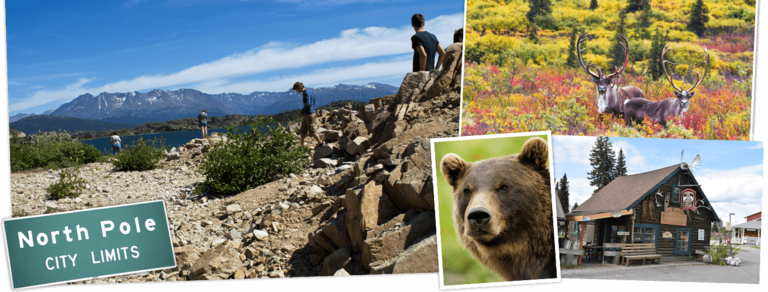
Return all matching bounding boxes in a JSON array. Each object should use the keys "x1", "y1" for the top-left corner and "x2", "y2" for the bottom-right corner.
[
  {"x1": 358, "y1": 181, "x2": 400, "y2": 232},
  {"x1": 189, "y1": 241, "x2": 243, "y2": 278},
  {"x1": 321, "y1": 212, "x2": 352, "y2": 249},
  {"x1": 322, "y1": 247, "x2": 352, "y2": 276},
  {"x1": 370, "y1": 234, "x2": 438, "y2": 274},
  {"x1": 361, "y1": 210, "x2": 436, "y2": 271},
  {"x1": 315, "y1": 158, "x2": 338, "y2": 168},
  {"x1": 394, "y1": 71, "x2": 431, "y2": 104},
  {"x1": 346, "y1": 136, "x2": 370, "y2": 156},
  {"x1": 313, "y1": 144, "x2": 338, "y2": 161}
]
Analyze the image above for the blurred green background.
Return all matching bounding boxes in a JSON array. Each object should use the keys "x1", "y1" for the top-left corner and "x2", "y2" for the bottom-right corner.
[{"x1": 433, "y1": 134, "x2": 549, "y2": 286}]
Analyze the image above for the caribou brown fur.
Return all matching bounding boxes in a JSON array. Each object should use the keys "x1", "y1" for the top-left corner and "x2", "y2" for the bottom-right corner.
[
  {"x1": 578, "y1": 33, "x2": 644, "y2": 116},
  {"x1": 624, "y1": 45, "x2": 709, "y2": 128}
]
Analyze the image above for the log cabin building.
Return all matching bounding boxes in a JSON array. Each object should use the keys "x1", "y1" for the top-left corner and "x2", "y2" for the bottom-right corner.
[{"x1": 565, "y1": 163, "x2": 721, "y2": 261}]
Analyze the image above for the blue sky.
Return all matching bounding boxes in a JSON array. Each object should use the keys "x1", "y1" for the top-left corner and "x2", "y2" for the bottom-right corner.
[
  {"x1": 5, "y1": 0, "x2": 465, "y2": 116},
  {"x1": 553, "y1": 136, "x2": 763, "y2": 225}
]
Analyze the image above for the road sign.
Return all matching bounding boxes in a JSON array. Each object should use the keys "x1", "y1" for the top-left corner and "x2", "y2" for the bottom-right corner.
[{"x1": 3, "y1": 201, "x2": 176, "y2": 289}]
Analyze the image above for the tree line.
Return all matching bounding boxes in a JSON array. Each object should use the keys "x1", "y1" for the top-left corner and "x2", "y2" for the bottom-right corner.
[{"x1": 557, "y1": 136, "x2": 628, "y2": 213}]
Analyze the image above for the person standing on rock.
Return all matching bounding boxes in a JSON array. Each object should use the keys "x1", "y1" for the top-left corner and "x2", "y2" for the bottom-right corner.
[
  {"x1": 294, "y1": 82, "x2": 323, "y2": 147},
  {"x1": 411, "y1": 13, "x2": 445, "y2": 72},
  {"x1": 438, "y1": 28, "x2": 463, "y2": 70},
  {"x1": 197, "y1": 109, "x2": 208, "y2": 138},
  {"x1": 110, "y1": 132, "x2": 121, "y2": 155}
]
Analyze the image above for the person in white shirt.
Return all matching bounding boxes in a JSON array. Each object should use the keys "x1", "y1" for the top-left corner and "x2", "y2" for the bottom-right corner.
[{"x1": 110, "y1": 132, "x2": 122, "y2": 155}]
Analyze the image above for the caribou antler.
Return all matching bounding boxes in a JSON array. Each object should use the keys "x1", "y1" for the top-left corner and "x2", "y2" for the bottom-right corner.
[
  {"x1": 694, "y1": 199, "x2": 711, "y2": 215},
  {"x1": 687, "y1": 45, "x2": 709, "y2": 93},
  {"x1": 605, "y1": 34, "x2": 630, "y2": 80},
  {"x1": 662, "y1": 45, "x2": 682, "y2": 92},
  {"x1": 577, "y1": 32, "x2": 601, "y2": 79}
]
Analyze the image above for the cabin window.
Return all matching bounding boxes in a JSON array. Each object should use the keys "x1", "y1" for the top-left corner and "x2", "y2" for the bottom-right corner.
[
  {"x1": 632, "y1": 223, "x2": 658, "y2": 245},
  {"x1": 671, "y1": 186, "x2": 681, "y2": 205}
]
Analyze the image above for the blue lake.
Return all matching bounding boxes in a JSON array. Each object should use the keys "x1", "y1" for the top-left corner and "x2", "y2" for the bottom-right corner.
[{"x1": 81, "y1": 126, "x2": 268, "y2": 154}]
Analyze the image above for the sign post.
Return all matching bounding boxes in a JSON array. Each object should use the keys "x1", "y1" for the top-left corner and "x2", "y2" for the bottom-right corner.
[{"x1": 3, "y1": 201, "x2": 176, "y2": 289}]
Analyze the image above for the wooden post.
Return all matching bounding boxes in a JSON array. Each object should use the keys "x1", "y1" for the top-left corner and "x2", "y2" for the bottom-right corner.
[
  {"x1": 578, "y1": 222, "x2": 586, "y2": 265},
  {"x1": 630, "y1": 214, "x2": 636, "y2": 243}
]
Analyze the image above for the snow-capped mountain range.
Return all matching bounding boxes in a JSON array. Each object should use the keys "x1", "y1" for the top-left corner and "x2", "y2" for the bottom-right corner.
[{"x1": 39, "y1": 83, "x2": 396, "y2": 124}]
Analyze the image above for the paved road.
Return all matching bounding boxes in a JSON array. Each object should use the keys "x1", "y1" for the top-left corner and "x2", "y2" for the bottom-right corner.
[{"x1": 562, "y1": 247, "x2": 760, "y2": 284}]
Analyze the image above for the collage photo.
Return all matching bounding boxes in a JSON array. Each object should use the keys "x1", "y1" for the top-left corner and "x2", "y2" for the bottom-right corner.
[{"x1": 0, "y1": 0, "x2": 764, "y2": 292}]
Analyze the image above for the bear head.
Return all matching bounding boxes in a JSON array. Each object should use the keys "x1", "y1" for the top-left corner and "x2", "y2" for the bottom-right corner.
[{"x1": 439, "y1": 137, "x2": 554, "y2": 280}]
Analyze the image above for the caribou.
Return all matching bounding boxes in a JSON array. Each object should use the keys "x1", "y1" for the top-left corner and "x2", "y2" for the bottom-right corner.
[
  {"x1": 578, "y1": 33, "x2": 644, "y2": 116},
  {"x1": 624, "y1": 44, "x2": 709, "y2": 128}
]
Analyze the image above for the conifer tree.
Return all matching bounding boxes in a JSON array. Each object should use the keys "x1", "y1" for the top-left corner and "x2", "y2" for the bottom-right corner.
[
  {"x1": 636, "y1": 1, "x2": 652, "y2": 39},
  {"x1": 558, "y1": 174, "x2": 571, "y2": 213},
  {"x1": 588, "y1": 136, "x2": 617, "y2": 194},
  {"x1": 612, "y1": 8, "x2": 628, "y2": 70},
  {"x1": 627, "y1": 0, "x2": 646, "y2": 13},
  {"x1": 590, "y1": 0, "x2": 598, "y2": 10},
  {"x1": 615, "y1": 149, "x2": 628, "y2": 177},
  {"x1": 526, "y1": 0, "x2": 553, "y2": 23},
  {"x1": 528, "y1": 24, "x2": 540, "y2": 44},
  {"x1": 573, "y1": 202, "x2": 580, "y2": 211},
  {"x1": 687, "y1": 0, "x2": 710, "y2": 37},
  {"x1": 566, "y1": 26, "x2": 579, "y2": 68},
  {"x1": 647, "y1": 28, "x2": 668, "y2": 81}
]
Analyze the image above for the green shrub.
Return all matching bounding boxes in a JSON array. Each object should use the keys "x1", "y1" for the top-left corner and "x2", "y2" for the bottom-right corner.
[
  {"x1": 111, "y1": 137, "x2": 168, "y2": 171},
  {"x1": 10, "y1": 136, "x2": 104, "y2": 172},
  {"x1": 708, "y1": 244, "x2": 742, "y2": 265},
  {"x1": 47, "y1": 167, "x2": 88, "y2": 200},
  {"x1": 196, "y1": 117, "x2": 312, "y2": 196}
]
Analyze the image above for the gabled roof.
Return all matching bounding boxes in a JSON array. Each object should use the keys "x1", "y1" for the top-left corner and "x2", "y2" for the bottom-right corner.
[
  {"x1": 733, "y1": 220, "x2": 761, "y2": 230},
  {"x1": 569, "y1": 165, "x2": 680, "y2": 216}
]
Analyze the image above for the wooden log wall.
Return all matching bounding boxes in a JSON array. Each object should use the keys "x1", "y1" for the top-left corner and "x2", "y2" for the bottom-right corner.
[{"x1": 631, "y1": 169, "x2": 717, "y2": 256}]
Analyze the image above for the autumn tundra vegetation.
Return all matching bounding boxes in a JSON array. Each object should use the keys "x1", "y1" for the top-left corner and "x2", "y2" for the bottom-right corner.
[{"x1": 462, "y1": 0, "x2": 755, "y2": 140}]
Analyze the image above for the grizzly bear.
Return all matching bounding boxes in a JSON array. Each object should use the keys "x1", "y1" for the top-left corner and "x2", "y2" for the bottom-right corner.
[{"x1": 439, "y1": 137, "x2": 556, "y2": 281}]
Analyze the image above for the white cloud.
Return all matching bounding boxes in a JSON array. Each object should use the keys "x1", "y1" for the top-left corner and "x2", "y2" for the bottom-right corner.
[
  {"x1": 747, "y1": 142, "x2": 763, "y2": 149},
  {"x1": 554, "y1": 136, "x2": 597, "y2": 164},
  {"x1": 194, "y1": 58, "x2": 410, "y2": 93},
  {"x1": 9, "y1": 13, "x2": 463, "y2": 112},
  {"x1": 695, "y1": 165, "x2": 763, "y2": 206}
]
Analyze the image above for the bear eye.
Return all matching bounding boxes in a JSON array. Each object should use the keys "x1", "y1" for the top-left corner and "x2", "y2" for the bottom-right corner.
[
  {"x1": 500, "y1": 185, "x2": 509, "y2": 192},
  {"x1": 463, "y1": 189, "x2": 470, "y2": 196}
]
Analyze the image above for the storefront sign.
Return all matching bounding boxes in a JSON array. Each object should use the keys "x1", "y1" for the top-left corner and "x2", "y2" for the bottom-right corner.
[
  {"x1": 663, "y1": 231, "x2": 673, "y2": 238},
  {"x1": 698, "y1": 229, "x2": 705, "y2": 241},
  {"x1": 2, "y1": 201, "x2": 176, "y2": 289},
  {"x1": 661, "y1": 208, "x2": 687, "y2": 226},
  {"x1": 617, "y1": 231, "x2": 630, "y2": 236}
]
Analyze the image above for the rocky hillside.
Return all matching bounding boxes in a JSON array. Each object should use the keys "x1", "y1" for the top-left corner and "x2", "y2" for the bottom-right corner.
[{"x1": 10, "y1": 51, "x2": 462, "y2": 282}]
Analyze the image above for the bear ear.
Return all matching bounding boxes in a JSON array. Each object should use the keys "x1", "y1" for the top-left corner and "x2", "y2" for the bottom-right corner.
[
  {"x1": 440, "y1": 153, "x2": 469, "y2": 189},
  {"x1": 518, "y1": 137, "x2": 548, "y2": 170}
]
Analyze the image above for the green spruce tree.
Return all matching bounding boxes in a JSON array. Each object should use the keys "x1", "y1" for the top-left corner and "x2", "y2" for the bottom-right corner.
[
  {"x1": 615, "y1": 149, "x2": 628, "y2": 177},
  {"x1": 587, "y1": 136, "x2": 617, "y2": 194},
  {"x1": 647, "y1": 28, "x2": 669, "y2": 81},
  {"x1": 566, "y1": 26, "x2": 579, "y2": 68},
  {"x1": 627, "y1": 0, "x2": 646, "y2": 13},
  {"x1": 526, "y1": 0, "x2": 553, "y2": 23},
  {"x1": 590, "y1": 0, "x2": 598, "y2": 10},
  {"x1": 573, "y1": 202, "x2": 580, "y2": 211},
  {"x1": 635, "y1": 0, "x2": 652, "y2": 39},
  {"x1": 612, "y1": 8, "x2": 628, "y2": 71},
  {"x1": 687, "y1": 0, "x2": 710, "y2": 37},
  {"x1": 558, "y1": 174, "x2": 571, "y2": 213},
  {"x1": 528, "y1": 24, "x2": 540, "y2": 44}
]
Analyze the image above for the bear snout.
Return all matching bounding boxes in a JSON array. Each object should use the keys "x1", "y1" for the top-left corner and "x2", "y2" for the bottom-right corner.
[{"x1": 467, "y1": 207, "x2": 492, "y2": 227}]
